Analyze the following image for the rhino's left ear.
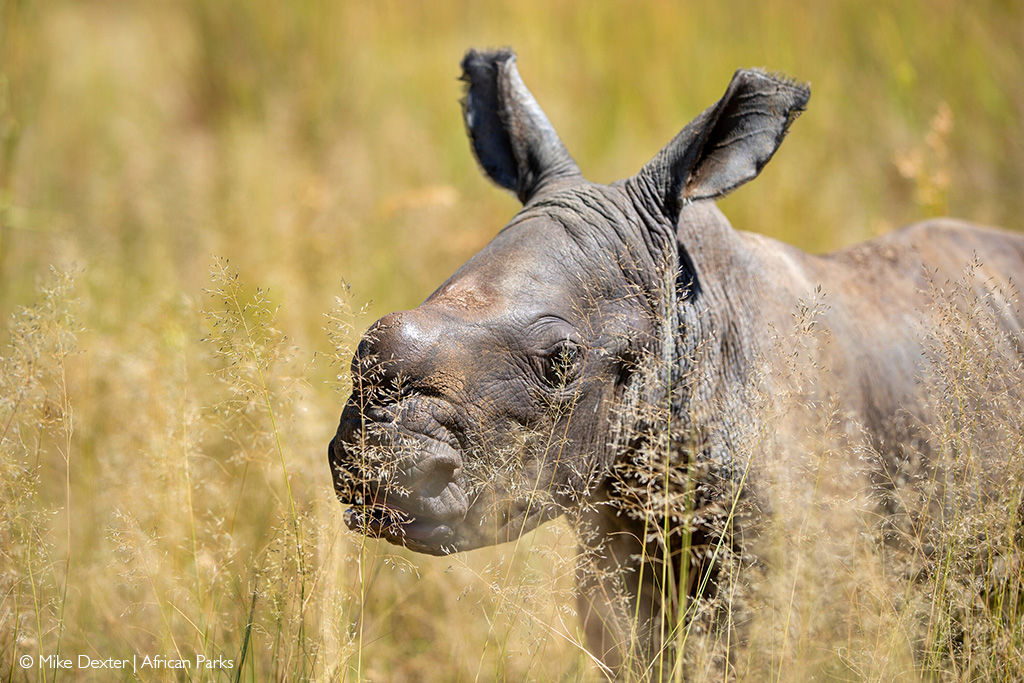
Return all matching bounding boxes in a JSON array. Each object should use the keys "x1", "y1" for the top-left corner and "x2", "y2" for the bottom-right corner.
[
  {"x1": 461, "y1": 49, "x2": 581, "y2": 204},
  {"x1": 638, "y1": 69, "x2": 809, "y2": 218}
]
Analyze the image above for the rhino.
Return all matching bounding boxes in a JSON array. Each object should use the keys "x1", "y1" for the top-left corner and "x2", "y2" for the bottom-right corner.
[{"x1": 329, "y1": 48, "x2": 1024, "y2": 675}]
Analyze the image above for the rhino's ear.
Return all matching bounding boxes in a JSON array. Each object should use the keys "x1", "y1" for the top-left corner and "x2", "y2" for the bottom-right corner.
[
  {"x1": 460, "y1": 49, "x2": 580, "y2": 204},
  {"x1": 638, "y1": 69, "x2": 809, "y2": 218}
]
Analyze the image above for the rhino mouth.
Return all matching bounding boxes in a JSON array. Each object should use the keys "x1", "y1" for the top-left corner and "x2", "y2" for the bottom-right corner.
[
  {"x1": 344, "y1": 502, "x2": 458, "y2": 555},
  {"x1": 331, "y1": 422, "x2": 468, "y2": 554}
]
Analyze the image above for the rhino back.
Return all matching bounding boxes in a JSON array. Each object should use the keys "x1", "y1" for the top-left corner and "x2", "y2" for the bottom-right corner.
[{"x1": 731, "y1": 218, "x2": 1024, "y2": 450}]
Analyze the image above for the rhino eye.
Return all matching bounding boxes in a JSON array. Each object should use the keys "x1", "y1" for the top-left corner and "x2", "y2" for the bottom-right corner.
[{"x1": 544, "y1": 342, "x2": 580, "y2": 387}]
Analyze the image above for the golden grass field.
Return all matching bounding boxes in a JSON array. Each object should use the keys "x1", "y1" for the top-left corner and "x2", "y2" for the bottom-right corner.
[{"x1": 2, "y1": 1, "x2": 1024, "y2": 681}]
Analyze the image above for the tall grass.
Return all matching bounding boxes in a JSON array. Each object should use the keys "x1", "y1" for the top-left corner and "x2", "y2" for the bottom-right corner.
[{"x1": 1, "y1": 1, "x2": 1023, "y2": 681}]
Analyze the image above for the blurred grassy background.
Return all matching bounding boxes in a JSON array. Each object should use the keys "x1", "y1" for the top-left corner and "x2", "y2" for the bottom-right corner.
[
  {"x1": 1, "y1": 0, "x2": 1023, "y2": 680},
  {"x1": 4, "y1": 0, "x2": 1023, "y2": 325}
]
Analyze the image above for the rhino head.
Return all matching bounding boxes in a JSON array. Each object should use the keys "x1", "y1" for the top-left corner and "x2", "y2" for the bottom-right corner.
[{"x1": 328, "y1": 49, "x2": 808, "y2": 556}]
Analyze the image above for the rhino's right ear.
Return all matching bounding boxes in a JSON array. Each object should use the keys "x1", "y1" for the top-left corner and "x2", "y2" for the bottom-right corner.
[
  {"x1": 637, "y1": 69, "x2": 810, "y2": 220},
  {"x1": 460, "y1": 49, "x2": 580, "y2": 204}
]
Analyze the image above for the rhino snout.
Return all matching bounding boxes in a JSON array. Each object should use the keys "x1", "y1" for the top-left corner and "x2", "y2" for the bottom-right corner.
[
  {"x1": 353, "y1": 311, "x2": 444, "y2": 393},
  {"x1": 329, "y1": 416, "x2": 472, "y2": 554}
]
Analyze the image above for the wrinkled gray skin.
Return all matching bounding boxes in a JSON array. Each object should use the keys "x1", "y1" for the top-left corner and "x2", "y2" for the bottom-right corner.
[{"x1": 329, "y1": 49, "x2": 1024, "y2": 675}]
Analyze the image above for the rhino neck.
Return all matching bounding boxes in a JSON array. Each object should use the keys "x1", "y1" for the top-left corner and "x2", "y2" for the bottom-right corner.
[
  {"x1": 589, "y1": 202, "x2": 779, "y2": 599},
  {"x1": 600, "y1": 201, "x2": 756, "y2": 524},
  {"x1": 671, "y1": 201, "x2": 761, "y2": 433}
]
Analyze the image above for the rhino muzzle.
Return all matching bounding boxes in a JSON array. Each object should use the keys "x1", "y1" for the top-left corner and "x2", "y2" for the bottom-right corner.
[{"x1": 329, "y1": 415, "x2": 471, "y2": 555}]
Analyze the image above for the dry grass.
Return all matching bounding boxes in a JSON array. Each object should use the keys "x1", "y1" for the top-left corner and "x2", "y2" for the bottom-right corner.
[{"x1": 2, "y1": 1, "x2": 1024, "y2": 681}]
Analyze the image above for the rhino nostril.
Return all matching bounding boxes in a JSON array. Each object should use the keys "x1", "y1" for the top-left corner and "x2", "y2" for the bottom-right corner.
[
  {"x1": 412, "y1": 454, "x2": 459, "y2": 482},
  {"x1": 432, "y1": 458, "x2": 459, "y2": 480},
  {"x1": 404, "y1": 441, "x2": 463, "y2": 495}
]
